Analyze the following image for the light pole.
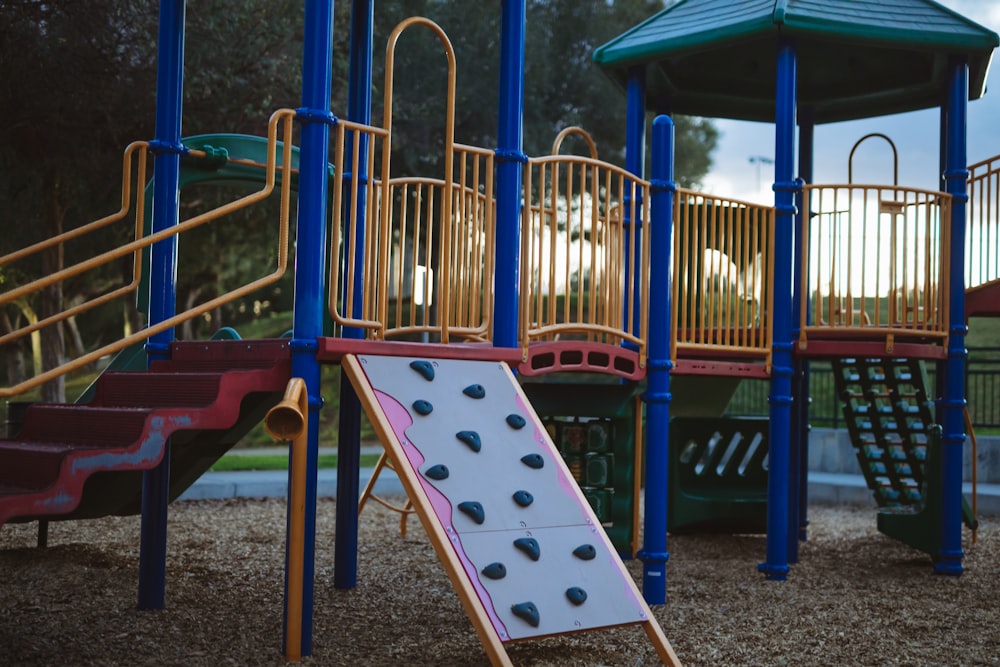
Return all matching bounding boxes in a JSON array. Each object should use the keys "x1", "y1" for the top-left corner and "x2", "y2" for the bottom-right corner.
[{"x1": 749, "y1": 155, "x2": 774, "y2": 191}]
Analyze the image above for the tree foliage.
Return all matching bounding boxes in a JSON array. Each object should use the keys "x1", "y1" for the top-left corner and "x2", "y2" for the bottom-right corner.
[
  {"x1": 0, "y1": 0, "x2": 717, "y2": 388},
  {"x1": 371, "y1": 0, "x2": 717, "y2": 185}
]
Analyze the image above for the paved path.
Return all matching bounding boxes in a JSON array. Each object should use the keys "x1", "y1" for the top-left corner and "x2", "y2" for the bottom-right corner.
[
  {"x1": 180, "y1": 445, "x2": 1000, "y2": 515},
  {"x1": 180, "y1": 446, "x2": 404, "y2": 501}
]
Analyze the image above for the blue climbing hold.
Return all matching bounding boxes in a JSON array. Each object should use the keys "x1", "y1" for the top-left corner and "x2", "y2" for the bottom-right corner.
[
  {"x1": 463, "y1": 384, "x2": 486, "y2": 399},
  {"x1": 458, "y1": 501, "x2": 486, "y2": 524},
  {"x1": 566, "y1": 587, "x2": 588, "y2": 605},
  {"x1": 456, "y1": 430, "x2": 482, "y2": 453},
  {"x1": 572, "y1": 544, "x2": 597, "y2": 561},
  {"x1": 520, "y1": 453, "x2": 544, "y2": 469},
  {"x1": 506, "y1": 413, "x2": 526, "y2": 429},
  {"x1": 481, "y1": 562, "x2": 507, "y2": 580},
  {"x1": 513, "y1": 537, "x2": 541, "y2": 561},
  {"x1": 424, "y1": 464, "x2": 449, "y2": 481},
  {"x1": 409, "y1": 360, "x2": 435, "y2": 381},
  {"x1": 412, "y1": 399, "x2": 433, "y2": 416},
  {"x1": 511, "y1": 602, "x2": 540, "y2": 627},
  {"x1": 512, "y1": 490, "x2": 534, "y2": 507}
]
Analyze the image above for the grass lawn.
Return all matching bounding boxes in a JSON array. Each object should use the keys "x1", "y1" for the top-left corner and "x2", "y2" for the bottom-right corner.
[{"x1": 209, "y1": 452, "x2": 382, "y2": 472}]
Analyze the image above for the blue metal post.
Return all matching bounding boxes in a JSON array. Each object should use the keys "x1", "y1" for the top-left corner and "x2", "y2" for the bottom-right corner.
[
  {"x1": 790, "y1": 109, "x2": 814, "y2": 557},
  {"x1": 640, "y1": 115, "x2": 674, "y2": 604},
  {"x1": 286, "y1": 0, "x2": 336, "y2": 654},
  {"x1": 138, "y1": 0, "x2": 185, "y2": 611},
  {"x1": 624, "y1": 67, "x2": 646, "y2": 338},
  {"x1": 494, "y1": 0, "x2": 526, "y2": 349},
  {"x1": 937, "y1": 56, "x2": 969, "y2": 576},
  {"x1": 760, "y1": 40, "x2": 796, "y2": 581},
  {"x1": 333, "y1": 0, "x2": 374, "y2": 592}
]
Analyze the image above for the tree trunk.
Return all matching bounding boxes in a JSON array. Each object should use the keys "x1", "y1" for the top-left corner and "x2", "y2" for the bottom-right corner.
[
  {"x1": 181, "y1": 286, "x2": 203, "y2": 340},
  {"x1": 39, "y1": 173, "x2": 66, "y2": 404},
  {"x1": 65, "y1": 315, "x2": 87, "y2": 361},
  {"x1": 0, "y1": 310, "x2": 28, "y2": 387}
]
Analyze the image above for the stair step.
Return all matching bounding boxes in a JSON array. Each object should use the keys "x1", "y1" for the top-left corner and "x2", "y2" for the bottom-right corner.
[
  {"x1": 93, "y1": 372, "x2": 224, "y2": 408},
  {"x1": 0, "y1": 483, "x2": 38, "y2": 495},
  {"x1": 155, "y1": 339, "x2": 291, "y2": 372},
  {"x1": 0, "y1": 442, "x2": 83, "y2": 491},
  {"x1": 0, "y1": 341, "x2": 290, "y2": 527},
  {"x1": 13, "y1": 406, "x2": 151, "y2": 448}
]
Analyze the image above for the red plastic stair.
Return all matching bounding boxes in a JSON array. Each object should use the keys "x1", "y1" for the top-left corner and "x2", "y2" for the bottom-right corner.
[{"x1": 0, "y1": 338, "x2": 291, "y2": 528}]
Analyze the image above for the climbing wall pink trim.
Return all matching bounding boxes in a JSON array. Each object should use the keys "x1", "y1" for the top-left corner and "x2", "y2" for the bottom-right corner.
[{"x1": 355, "y1": 355, "x2": 649, "y2": 641}]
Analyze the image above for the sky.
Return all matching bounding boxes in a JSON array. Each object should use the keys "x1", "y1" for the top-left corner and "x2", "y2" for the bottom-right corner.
[{"x1": 700, "y1": 0, "x2": 1000, "y2": 203}]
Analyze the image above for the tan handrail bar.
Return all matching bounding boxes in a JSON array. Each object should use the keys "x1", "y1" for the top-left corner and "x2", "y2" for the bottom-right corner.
[
  {"x1": 1, "y1": 108, "x2": 297, "y2": 398},
  {"x1": 551, "y1": 126, "x2": 599, "y2": 159},
  {"x1": 0, "y1": 143, "x2": 148, "y2": 267}
]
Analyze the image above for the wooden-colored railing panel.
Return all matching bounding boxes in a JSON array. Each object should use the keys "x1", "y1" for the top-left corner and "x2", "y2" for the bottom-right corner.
[
  {"x1": 520, "y1": 154, "x2": 649, "y2": 360},
  {"x1": 799, "y1": 184, "x2": 950, "y2": 348},
  {"x1": 967, "y1": 155, "x2": 1000, "y2": 289},
  {"x1": 672, "y1": 190, "x2": 774, "y2": 365}
]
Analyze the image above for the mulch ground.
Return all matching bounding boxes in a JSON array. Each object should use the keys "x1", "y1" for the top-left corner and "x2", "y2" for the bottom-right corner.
[{"x1": 1, "y1": 498, "x2": 996, "y2": 666}]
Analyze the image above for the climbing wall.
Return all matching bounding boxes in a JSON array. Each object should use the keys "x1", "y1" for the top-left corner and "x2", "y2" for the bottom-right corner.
[{"x1": 345, "y1": 354, "x2": 676, "y2": 661}]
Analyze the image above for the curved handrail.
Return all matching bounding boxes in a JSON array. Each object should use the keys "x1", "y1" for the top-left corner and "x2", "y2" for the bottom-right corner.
[
  {"x1": 0, "y1": 142, "x2": 149, "y2": 347},
  {"x1": 848, "y1": 132, "x2": 899, "y2": 186},
  {"x1": 0, "y1": 108, "x2": 297, "y2": 398},
  {"x1": 383, "y1": 17, "x2": 458, "y2": 342},
  {"x1": 551, "y1": 126, "x2": 599, "y2": 159}
]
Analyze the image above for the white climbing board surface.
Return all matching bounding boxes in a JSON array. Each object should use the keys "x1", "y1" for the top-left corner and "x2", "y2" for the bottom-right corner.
[{"x1": 345, "y1": 354, "x2": 680, "y2": 666}]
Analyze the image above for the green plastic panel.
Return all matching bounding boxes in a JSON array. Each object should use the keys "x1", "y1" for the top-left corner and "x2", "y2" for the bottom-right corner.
[
  {"x1": 521, "y1": 382, "x2": 640, "y2": 557},
  {"x1": 667, "y1": 416, "x2": 769, "y2": 534}
]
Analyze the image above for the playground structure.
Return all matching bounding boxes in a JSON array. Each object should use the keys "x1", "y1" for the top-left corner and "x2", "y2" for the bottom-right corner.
[{"x1": 2, "y1": 0, "x2": 1000, "y2": 664}]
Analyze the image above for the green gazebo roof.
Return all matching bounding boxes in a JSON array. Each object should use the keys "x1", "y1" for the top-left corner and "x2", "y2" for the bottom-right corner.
[{"x1": 593, "y1": 0, "x2": 999, "y2": 123}]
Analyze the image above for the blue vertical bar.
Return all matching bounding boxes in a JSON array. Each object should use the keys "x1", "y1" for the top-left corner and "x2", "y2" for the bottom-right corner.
[
  {"x1": 138, "y1": 0, "x2": 185, "y2": 611},
  {"x1": 792, "y1": 109, "x2": 815, "y2": 552},
  {"x1": 624, "y1": 67, "x2": 646, "y2": 338},
  {"x1": 937, "y1": 56, "x2": 969, "y2": 576},
  {"x1": 640, "y1": 115, "x2": 674, "y2": 604},
  {"x1": 494, "y1": 0, "x2": 526, "y2": 349},
  {"x1": 287, "y1": 0, "x2": 335, "y2": 655},
  {"x1": 760, "y1": 39, "x2": 796, "y2": 581},
  {"x1": 333, "y1": 0, "x2": 374, "y2": 592}
]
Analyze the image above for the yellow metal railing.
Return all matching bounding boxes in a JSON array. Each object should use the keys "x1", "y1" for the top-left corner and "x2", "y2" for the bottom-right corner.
[
  {"x1": 672, "y1": 189, "x2": 774, "y2": 366},
  {"x1": 799, "y1": 184, "x2": 950, "y2": 350},
  {"x1": 327, "y1": 17, "x2": 495, "y2": 344},
  {"x1": 0, "y1": 141, "x2": 149, "y2": 352},
  {"x1": 967, "y1": 155, "x2": 1000, "y2": 289},
  {"x1": 0, "y1": 108, "x2": 297, "y2": 398},
  {"x1": 520, "y1": 147, "x2": 649, "y2": 362}
]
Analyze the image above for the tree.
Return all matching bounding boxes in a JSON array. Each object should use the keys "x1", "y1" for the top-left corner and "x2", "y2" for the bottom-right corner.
[
  {"x1": 0, "y1": 0, "x2": 717, "y2": 391},
  {"x1": 0, "y1": 1, "x2": 160, "y2": 399},
  {"x1": 370, "y1": 0, "x2": 717, "y2": 186}
]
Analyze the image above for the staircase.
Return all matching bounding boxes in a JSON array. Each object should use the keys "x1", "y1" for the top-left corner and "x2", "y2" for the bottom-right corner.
[
  {"x1": 831, "y1": 356, "x2": 977, "y2": 556},
  {"x1": 0, "y1": 338, "x2": 291, "y2": 528},
  {"x1": 832, "y1": 357, "x2": 935, "y2": 506}
]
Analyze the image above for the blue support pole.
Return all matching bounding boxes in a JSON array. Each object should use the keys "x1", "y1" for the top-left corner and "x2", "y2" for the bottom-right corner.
[
  {"x1": 286, "y1": 0, "x2": 336, "y2": 654},
  {"x1": 624, "y1": 67, "x2": 647, "y2": 338},
  {"x1": 789, "y1": 109, "x2": 814, "y2": 557},
  {"x1": 937, "y1": 56, "x2": 970, "y2": 577},
  {"x1": 640, "y1": 115, "x2": 675, "y2": 605},
  {"x1": 333, "y1": 0, "x2": 374, "y2": 592},
  {"x1": 759, "y1": 40, "x2": 797, "y2": 581},
  {"x1": 138, "y1": 0, "x2": 185, "y2": 611},
  {"x1": 494, "y1": 0, "x2": 526, "y2": 349}
]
